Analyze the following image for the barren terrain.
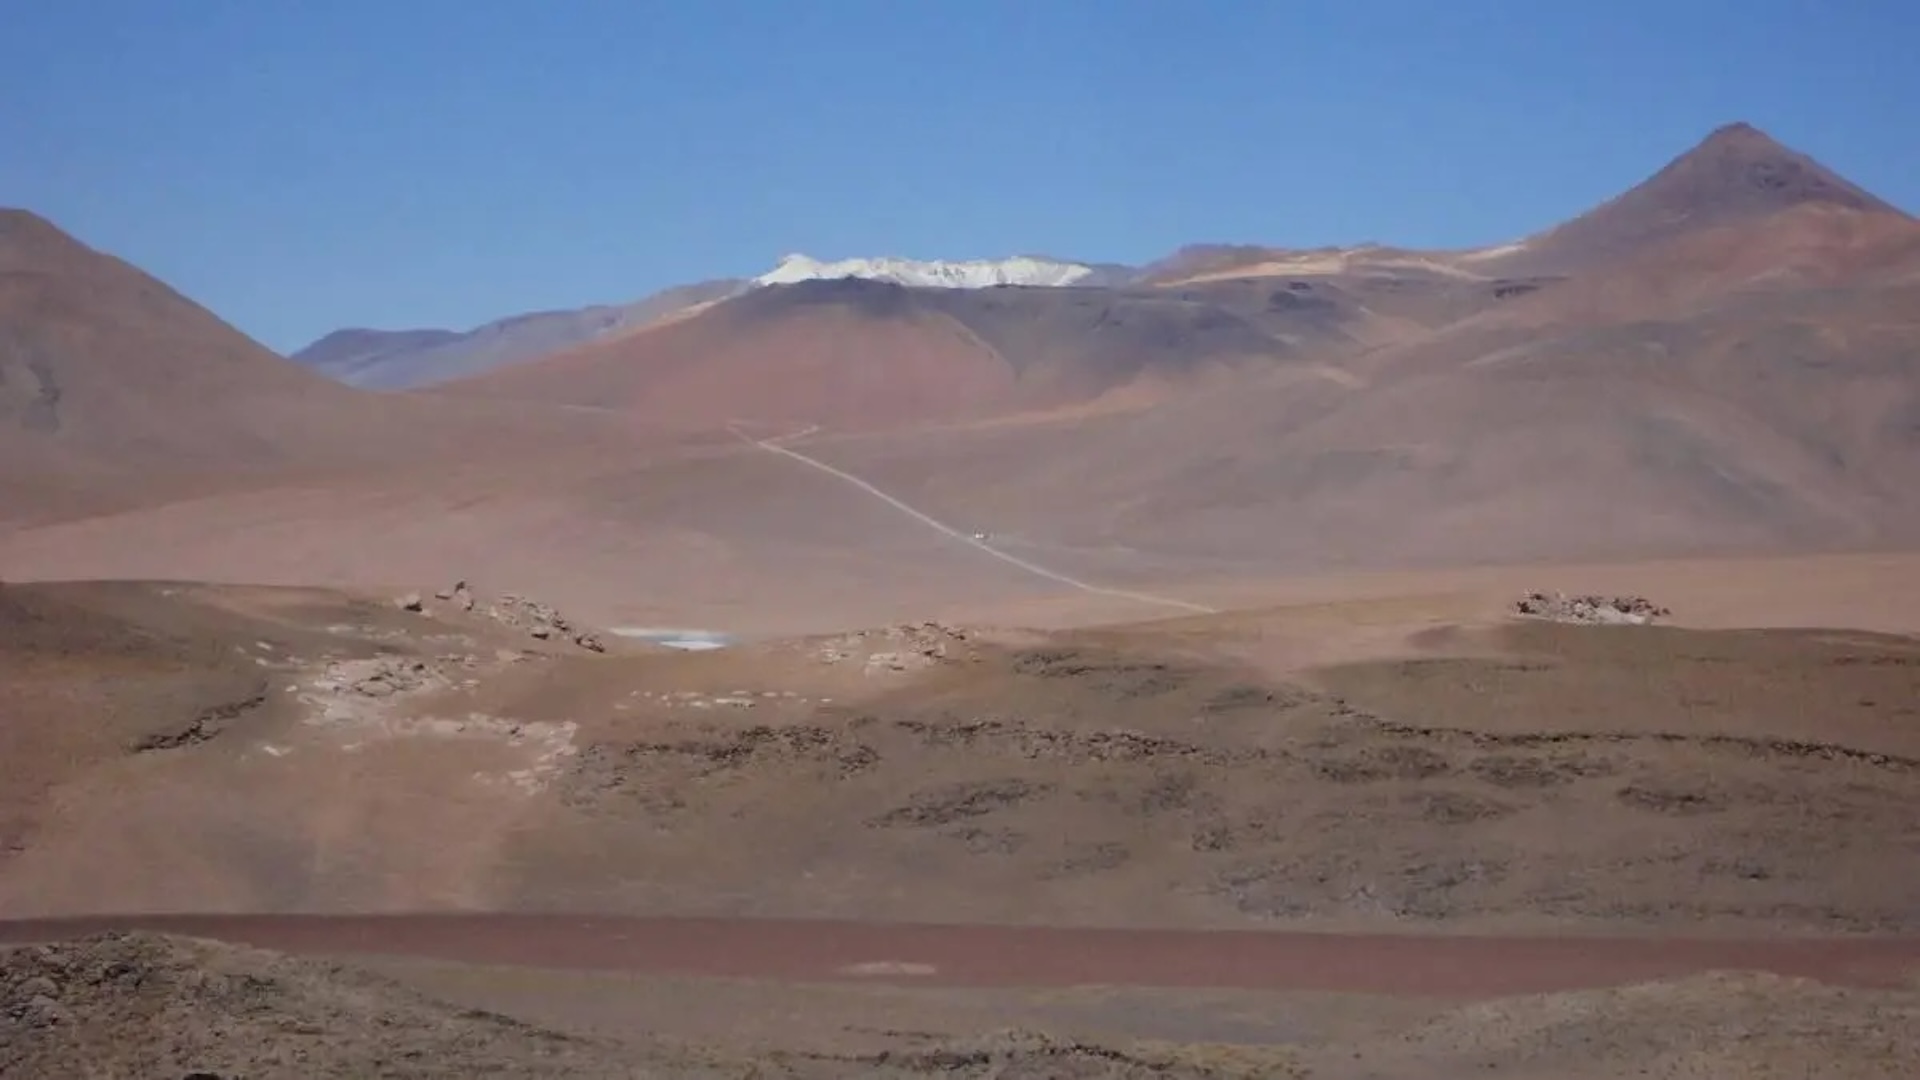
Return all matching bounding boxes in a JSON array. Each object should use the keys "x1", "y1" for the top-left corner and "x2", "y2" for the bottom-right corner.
[
  {"x1": 4, "y1": 572, "x2": 1919, "y2": 930},
  {"x1": 9, "y1": 929, "x2": 1920, "y2": 1078},
  {"x1": 7, "y1": 119, "x2": 1920, "y2": 1076},
  {"x1": 4, "y1": 566, "x2": 1920, "y2": 1076},
  {"x1": 8, "y1": 123, "x2": 1920, "y2": 631}
]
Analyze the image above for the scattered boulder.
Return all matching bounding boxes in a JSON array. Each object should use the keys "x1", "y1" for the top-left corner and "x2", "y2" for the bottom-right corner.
[
  {"x1": 1516, "y1": 591, "x2": 1671, "y2": 626},
  {"x1": 415, "y1": 581, "x2": 605, "y2": 653},
  {"x1": 322, "y1": 657, "x2": 439, "y2": 699},
  {"x1": 817, "y1": 622, "x2": 976, "y2": 672},
  {"x1": 434, "y1": 579, "x2": 477, "y2": 611},
  {"x1": 362, "y1": 664, "x2": 426, "y2": 697},
  {"x1": 484, "y1": 592, "x2": 607, "y2": 652}
]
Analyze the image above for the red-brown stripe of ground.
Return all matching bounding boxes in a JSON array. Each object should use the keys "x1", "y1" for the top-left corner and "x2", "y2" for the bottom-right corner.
[{"x1": 3, "y1": 914, "x2": 1916, "y2": 998}]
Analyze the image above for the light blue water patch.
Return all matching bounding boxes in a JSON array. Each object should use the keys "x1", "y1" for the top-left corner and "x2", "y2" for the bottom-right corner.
[{"x1": 607, "y1": 627, "x2": 737, "y2": 651}]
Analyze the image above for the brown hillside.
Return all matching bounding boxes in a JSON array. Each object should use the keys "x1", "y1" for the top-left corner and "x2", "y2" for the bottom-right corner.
[
  {"x1": 451, "y1": 278, "x2": 1018, "y2": 431},
  {"x1": 8, "y1": 122, "x2": 1920, "y2": 620},
  {"x1": 435, "y1": 123, "x2": 1914, "y2": 451},
  {"x1": 447, "y1": 278, "x2": 1344, "y2": 432},
  {"x1": 1136, "y1": 123, "x2": 1906, "y2": 290},
  {"x1": 1490, "y1": 121, "x2": 1910, "y2": 276},
  {"x1": 0, "y1": 209, "x2": 385, "y2": 467},
  {"x1": 808, "y1": 201, "x2": 1920, "y2": 573},
  {"x1": 0, "y1": 209, "x2": 680, "y2": 528}
]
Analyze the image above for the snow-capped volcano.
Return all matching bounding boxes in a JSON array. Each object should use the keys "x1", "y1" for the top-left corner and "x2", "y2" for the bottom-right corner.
[{"x1": 754, "y1": 252, "x2": 1097, "y2": 289}]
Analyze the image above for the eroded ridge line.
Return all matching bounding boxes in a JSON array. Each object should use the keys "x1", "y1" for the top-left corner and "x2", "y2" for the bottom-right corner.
[{"x1": 730, "y1": 424, "x2": 1215, "y2": 616}]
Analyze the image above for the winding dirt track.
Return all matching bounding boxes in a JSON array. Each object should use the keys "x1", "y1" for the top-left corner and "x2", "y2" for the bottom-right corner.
[
  {"x1": 730, "y1": 423, "x2": 1217, "y2": 616},
  {"x1": 4, "y1": 915, "x2": 1918, "y2": 997}
]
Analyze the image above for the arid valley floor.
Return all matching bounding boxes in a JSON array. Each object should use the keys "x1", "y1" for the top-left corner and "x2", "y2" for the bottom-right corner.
[
  {"x1": 6, "y1": 118, "x2": 1920, "y2": 1076},
  {"x1": 3, "y1": 556, "x2": 1919, "y2": 1078}
]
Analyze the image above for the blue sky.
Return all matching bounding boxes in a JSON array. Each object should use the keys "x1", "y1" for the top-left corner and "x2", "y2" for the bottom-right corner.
[{"x1": 2, "y1": 1, "x2": 1913, "y2": 353}]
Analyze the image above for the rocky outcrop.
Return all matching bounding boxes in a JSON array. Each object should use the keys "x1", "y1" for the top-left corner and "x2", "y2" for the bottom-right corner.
[
  {"x1": 400, "y1": 581, "x2": 606, "y2": 653},
  {"x1": 433, "y1": 579, "x2": 476, "y2": 611},
  {"x1": 1516, "y1": 592, "x2": 1671, "y2": 625},
  {"x1": 332, "y1": 656, "x2": 441, "y2": 699},
  {"x1": 814, "y1": 621, "x2": 976, "y2": 674},
  {"x1": 486, "y1": 592, "x2": 606, "y2": 653}
]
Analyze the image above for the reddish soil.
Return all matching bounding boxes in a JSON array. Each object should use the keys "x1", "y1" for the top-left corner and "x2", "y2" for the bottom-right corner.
[{"x1": 3, "y1": 914, "x2": 1917, "y2": 998}]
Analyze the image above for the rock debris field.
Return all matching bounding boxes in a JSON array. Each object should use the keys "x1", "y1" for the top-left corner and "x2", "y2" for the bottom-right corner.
[
  {"x1": 397, "y1": 580, "x2": 606, "y2": 653},
  {"x1": 1514, "y1": 591, "x2": 1672, "y2": 626}
]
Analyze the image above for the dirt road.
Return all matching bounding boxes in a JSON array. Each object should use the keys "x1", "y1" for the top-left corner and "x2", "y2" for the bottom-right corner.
[
  {"x1": 5, "y1": 914, "x2": 1917, "y2": 997},
  {"x1": 732, "y1": 424, "x2": 1217, "y2": 616}
]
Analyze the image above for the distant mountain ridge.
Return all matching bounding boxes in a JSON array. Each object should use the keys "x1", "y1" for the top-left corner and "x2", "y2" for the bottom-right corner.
[
  {"x1": 288, "y1": 120, "x2": 1916, "y2": 403},
  {"x1": 291, "y1": 279, "x2": 745, "y2": 389},
  {"x1": 10, "y1": 119, "x2": 1920, "y2": 588},
  {"x1": 289, "y1": 254, "x2": 1145, "y2": 390},
  {"x1": 295, "y1": 327, "x2": 462, "y2": 377}
]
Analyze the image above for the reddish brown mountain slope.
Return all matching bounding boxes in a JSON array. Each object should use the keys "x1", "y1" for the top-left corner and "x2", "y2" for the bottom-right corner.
[
  {"x1": 1134, "y1": 124, "x2": 1907, "y2": 292},
  {"x1": 450, "y1": 278, "x2": 1019, "y2": 431},
  {"x1": 449, "y1": 276, "x2": 1344, "y2": 432},
  {"x1": 1489, "y1": 122, "x2": 1910, "y2": 276},
  {"x1": 0, "y1": 209, "x2": 666, "y2": 527},
  {"x1": 0, "y1": 209, "x2": 388, "y2": 468},
  {"x1": 8, "y1": 123, "x2": 1919, "y2": 619},
  {"x1": 800, "y1": 138, "x2": 1920, "y2": 573}
]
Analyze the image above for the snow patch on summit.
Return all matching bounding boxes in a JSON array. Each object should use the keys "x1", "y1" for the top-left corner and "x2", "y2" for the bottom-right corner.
[{"x1": 755, "y1": 253, "x2": 1096, "y2": 290}]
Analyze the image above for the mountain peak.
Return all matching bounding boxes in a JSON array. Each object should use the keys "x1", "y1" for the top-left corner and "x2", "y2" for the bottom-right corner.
[
  {"x1": 1698, "y1": 120, "x2": 1770, "y2": 147},
  {"x1": 0, "y1": 209, "x2": 100, "y2": 273},
  {"x1": 1649, "y1": 120, "x2": 1900, "y2": 218},
  {"x1": 0, "y1": 207, "x2": 60, "y2": 234},
  {"x1": 1681, "y1": 121, "x2": 1819, "y2": 170},
  {"x1": 1496, "y1": 121, "x2": 1907, "y2": 274}
]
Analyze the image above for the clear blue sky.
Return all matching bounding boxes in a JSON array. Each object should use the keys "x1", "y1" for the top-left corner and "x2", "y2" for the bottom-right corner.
[{"x1": 2, "y1": 1, "x2": 1913, "y2": 354}]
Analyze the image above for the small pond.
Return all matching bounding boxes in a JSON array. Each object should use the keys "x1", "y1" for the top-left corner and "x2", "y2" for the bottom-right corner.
[{"x1": 606, "y1": 627, "x2": 737, "y2": 651}]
